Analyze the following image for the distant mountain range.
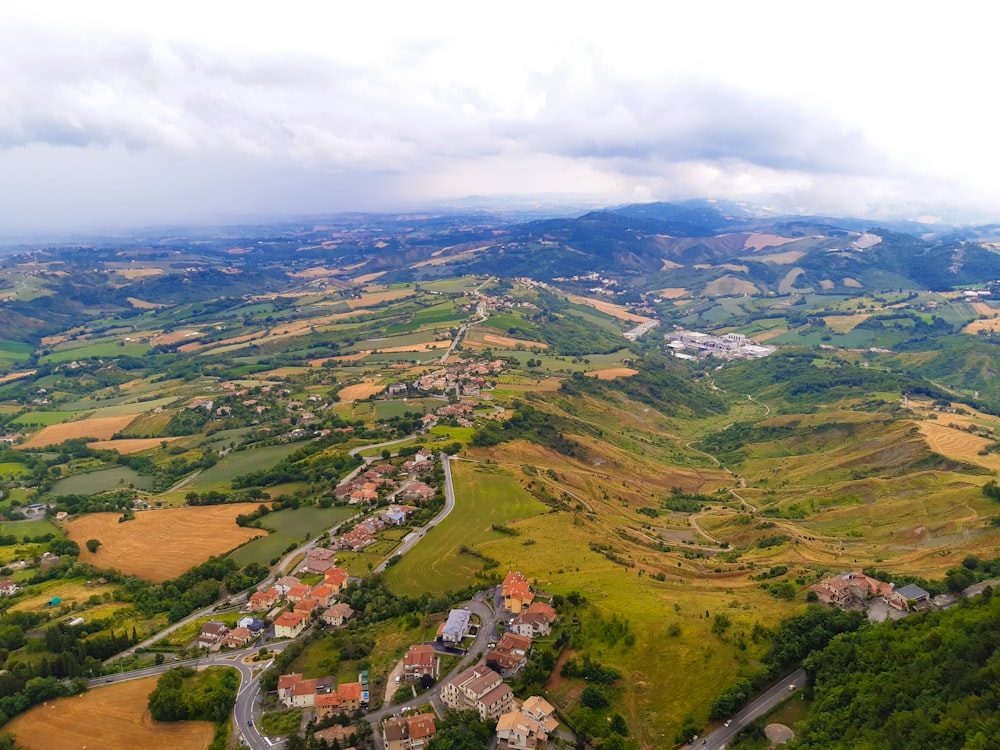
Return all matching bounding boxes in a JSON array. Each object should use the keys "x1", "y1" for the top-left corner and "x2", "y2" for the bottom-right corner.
[{"x1": 4, "y1": 200, "x2": 1000, "y2": 342}]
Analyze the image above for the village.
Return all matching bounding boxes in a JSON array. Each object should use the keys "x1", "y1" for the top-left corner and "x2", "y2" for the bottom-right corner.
[{"x1": 196, "y1": 565, "x2": 564, "y2": 750}]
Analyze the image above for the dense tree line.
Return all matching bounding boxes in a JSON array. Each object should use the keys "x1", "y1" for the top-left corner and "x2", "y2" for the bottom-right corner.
[
  {"x1": 148, "y1": 666, "x2": 238, "y2": 724},
  {"x1": 793, "y1": 590, "x2": 1000, "y2": 748},
  {"x1": 471, "y1": 402, "x2": 581, "y2": 456}
]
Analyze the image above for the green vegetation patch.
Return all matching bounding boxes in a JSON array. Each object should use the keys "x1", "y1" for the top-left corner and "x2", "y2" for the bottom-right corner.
[
  {"x1": 228, "y1": 505, "x2": 357, "y2": 567},
  {"x1": 384, "y1": 462, "x2": 547, "y2": 596},
  {"x1": 50, "y1": 466, "x2": 155, "y2": 495}
]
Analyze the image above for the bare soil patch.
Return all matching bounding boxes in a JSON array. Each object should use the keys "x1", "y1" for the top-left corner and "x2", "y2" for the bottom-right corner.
[
  {"x1": 482, "y1": 334, "x2": 548, "y2": 349},
  {"x1": 350, "y1": 271, "x2": 388, "y2": 285},
  {"x1": 819, "y1": 279, "x2": 835, "y2": 290},
  {"x1": 118, "y1": 268, "x2": 164, "y2": 279},
  {"x1": 565, "y1": 294, "x2": 651, "y2": 323},
  {"x1": 310, "y1": 352, "x2": 370, "y2": 366},
  {"x1": 658, "y1": 288, "x2": 689, "y2": 299},
  {"x1": 704, "y1": 276, "x2": 759, "y2": 296},
  {"x1": 971, "y1": 301, "x2": 995, "y2": 316},
  {"x1": 585, "y1": 368, "x2": 639, "y2": 380},
  {"x1": 87, "y1": 437, "x2": 182, "y2": 454},
  {"x1": 338, "y1": 379, "x2": 386, "y2": 400},
  {"x1": 7, "y1": 676, "x2": 214, "y2": 750},
  {"x1": 742, "y1": 234, "x2": 799, "y2": 251},
  {"x1": 823, "y1": 314, "x2": 871, "y2": 333},
  {"x1": 778, "y1": 268, "x2": 806, "y2": 294},
  {"x1": 693, "y1": 263, "x2": 749, "y2": 273},
  {"x1": 660, "y1": 259, "x2": 683, "y2": 270},
  {"x1": 376, "y1": 341, "x2": 450, "y2": 353},
  {"x1": 843, "y1": 277, "x2": 864, "y2": 288},
  {"x1": 0, "y1": 370, "x2": 36, "y2": 383},
  {"x1": 67, "y1": 505, "x2": 265, "y2": 582},
  {"x1": 151, "y1": 330, "x2": 202, "y2": 346},
  {"x1": 916, "y1": 421, "x2": 1000, "y2": 470},
  {"x1": 346, "y1": 289, "x2": 416, "y2": 307},
  {"x1": 18, "y1": 415, "x2": 137, "y2": 449},
  {"x1": 126, "y1": 297, "x2": 166, "y2": 309},
  {"x1": 744, "y1": 250, "x2": 806, "y2": 265},
  {"x1": 752, "y1": 328, "x2": 787, "y2": 342},
  {"x1": 962, "y1": 319, "x2": 1000, "y2": 335}
]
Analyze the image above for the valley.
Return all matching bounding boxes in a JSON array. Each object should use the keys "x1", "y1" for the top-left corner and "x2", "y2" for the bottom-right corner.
[{"x1": 0, "y1": 203, "x2": 997, "y2": 749}]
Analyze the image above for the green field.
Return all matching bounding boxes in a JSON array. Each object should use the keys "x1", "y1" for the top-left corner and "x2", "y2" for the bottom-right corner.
[
  {"x1": 12, "y1": 411, "x2": 84, "y2": 426},
  {"x1": 50, "y1": 466, "x2": 154, "y2": 495},
  {"x1": 185, "y1": 443, "x2": 304, "y2": 491},
  {"x1": 41, "y1": 341, "x2": 150, "y2": 363},
  {"x1": 1, "y1": 518, "x2": 61, "y2": 538},
  {"x1": 383, "y1": 461, "x2": 548, "y2": 595},
  {"x1": 0, "y1": 462, "x2": 30, "y2": 479},
  {"x1": 429, "y1": 426, "x2": 475, "y2": 442},
  {"x1": 228, "y1": 505, "x2": 358, "y2": 567}
]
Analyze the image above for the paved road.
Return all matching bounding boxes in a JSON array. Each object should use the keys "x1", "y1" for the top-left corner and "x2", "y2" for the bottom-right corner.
[
  {"x1": 374, "y1": 452, "x2": 457, "y2": 573},
  {"x1": 688, "y1": 668, "x2": 806, "y2": 750},
  {"x1": 364, "y1": 595, "x2": 497, "y2": 746}
]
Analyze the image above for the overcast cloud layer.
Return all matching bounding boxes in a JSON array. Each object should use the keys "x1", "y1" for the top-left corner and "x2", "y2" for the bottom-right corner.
[{"x1": 1, "y1": 1, "x2": 998, "y2": 233}]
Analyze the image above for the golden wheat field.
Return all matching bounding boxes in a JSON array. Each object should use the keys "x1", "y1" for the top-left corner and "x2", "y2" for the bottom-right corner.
[
  {"x1": 67, "y1": 505, "x2": 265, "y2": 582},
  {"x1": 7, "y1": 676, "x2": 214, "y2": 750}
]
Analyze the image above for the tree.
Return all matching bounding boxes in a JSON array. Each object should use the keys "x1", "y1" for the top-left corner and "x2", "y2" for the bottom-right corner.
[{"x1": 85, "y1": 539, "x2": 101, "y2": 554}]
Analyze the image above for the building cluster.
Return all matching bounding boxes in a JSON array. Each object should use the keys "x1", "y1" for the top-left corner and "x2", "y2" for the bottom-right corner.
[
  {"x1": 666, "y1": 330, "x2": 775, "y2": 360},
  {"x1": 438, "y1": 665, "x2": 558, "y2": 750},
  {"x1": 277, "y1": 671, "x2": 366, "y2": 714},
  {"x1": 196, "y1": 615, "x2": 266, "y2": 651},
  {"x1": 810, "y1": 571, "x2": 932, "y2": 621},
  {"x1": 496, "y1": 696, "x2": 560, "y2": 750},
  {"x1": 382, "y1": 712, "x2": 438, "y2": 750},
  {"x1": 333, "y1": 449, "x2": 436, "y2": 507},
  {"x1": 241, "y1": 565, "x2": 354, "y2": 639},
  {"x1": 415, "y1": 359, "x2": 505, "y2": 397}
]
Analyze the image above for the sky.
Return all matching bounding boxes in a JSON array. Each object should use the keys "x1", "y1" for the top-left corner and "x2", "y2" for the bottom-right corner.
[{"x1": 2, "y1": 1, "x2": 999, "y2": 234}]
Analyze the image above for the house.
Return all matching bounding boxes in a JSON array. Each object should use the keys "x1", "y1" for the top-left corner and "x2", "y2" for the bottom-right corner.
[
  {"x1": 237, "y1": 615, "x2": 264, "y2": 632},
  {"x1": 277, "y1": 673, "x2": 305, "y2": 705},
  {"x1": 898, "y1": 583, "x2": 931, "y2": 603},
  {"x1": 248, "y1": 588, "x2": 280, "y2": 612},
  {"x1": 301, "y1": 547, "x2": 337, "y2": 575},
  {"x1": 438, "y1": 608, "x2": 471, "y2": 644},
  {"x1": 197, "y1": 620, "x2": 228, "y2": 650},
  {"x1": 311, "y1": 584, "x2": 336, "y2": 608},
  {"x1": 510, "y1": 602, "x2": 557, "y2": 637},
  {"x1": 496, "y1": 711, "x2": 549, "y2": 750},
  {"x1": 294, "y1": 598, "x2": 319, "y2": 616},
  {"x1": 322, "y1": 603, "x2": 355, "y2": 627},
  {"x1": 337, "y1": 681, "x2": 363, "y2": 711},
  {"x1": 285, "y1": 583, "x2": 312, "y2": 604},
  {"x1": 315, "y1": 692, "x2": 343, "y2": 718},
  {"x1": 502, "y1": 572, "x2": 535, "y2": 614},
  {"x1": 440, "y1": 665, "x2": 513, "y2": 720},
  {"x1": 274, "y1": 575, "x2": 302, "y2": 596},
  {"x1": 521, "y1": 696, "x2": 559, "y2": 732},
  {"x1": 487, "y1": 632, "x2": 532, "y2": 675},
  {"x1": 324, "y1": 567, "x2": 350, "y2": 593},
  {"x1": 278, "y1": 673, "x2": 335, "y2": 708},
  {"x1": 810, "y1": 572, "x2": 899, "y2": 609},
  {"x1": 0, "y1": 581, "x2": 19, "y2": 597},
  {"x1": 383, "y1": 713, "x2": 438, "y2": 750},
  {"x1": 274, "y1": 611, "x2": 307, "y2": 638},
  {"x1": 403, "y1": 644, "x2": 439, "y2": 681},
  {"x1": 403, "y1": 482, "x2": 436, "y2": 503},
  {"x1": 221, "y1": 626, "x2": 253, "y2": 649}
]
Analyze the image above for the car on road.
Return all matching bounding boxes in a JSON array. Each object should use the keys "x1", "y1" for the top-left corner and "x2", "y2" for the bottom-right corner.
[
  {"x1": 788, "y1": 683, "x2": 796, "y2": 690},
  {"x1": 247, "y1": 719, "x2": 253, "y2": 726},
  {"x1": 724, "y1": 720, "x2": 731, "y2": 727}
]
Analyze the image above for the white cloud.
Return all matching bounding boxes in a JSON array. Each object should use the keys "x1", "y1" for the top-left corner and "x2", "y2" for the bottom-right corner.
[{"x1": 0, "y1": 1, "x2": 998, "y2": 230}]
